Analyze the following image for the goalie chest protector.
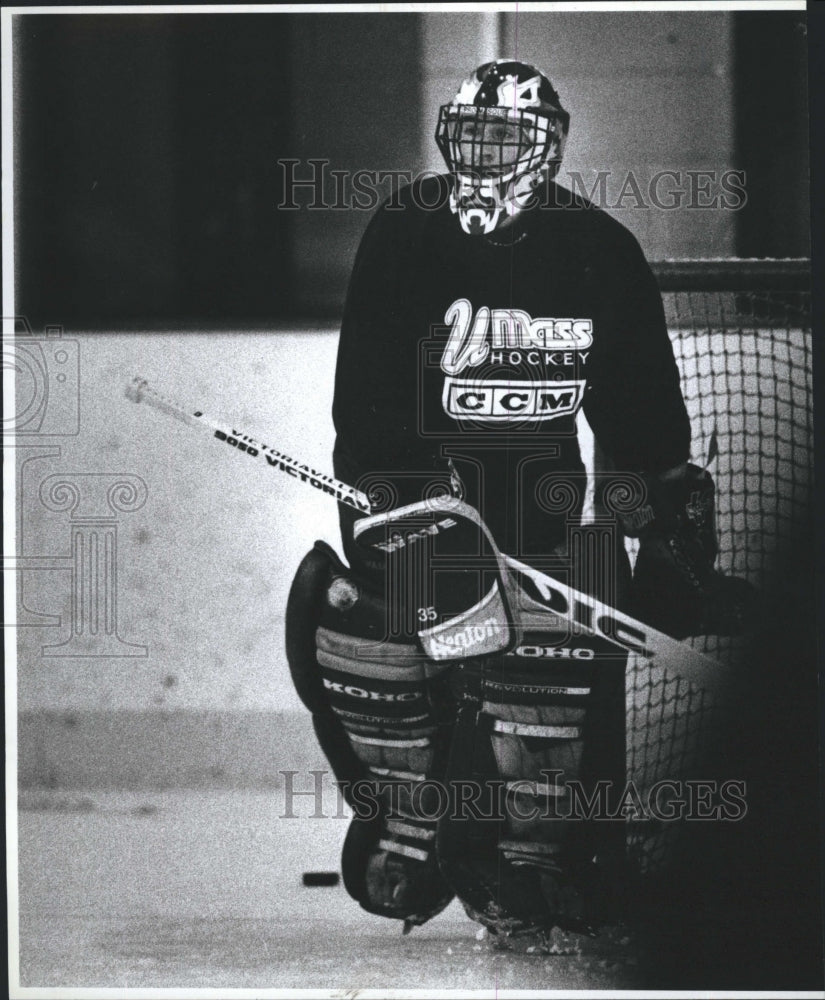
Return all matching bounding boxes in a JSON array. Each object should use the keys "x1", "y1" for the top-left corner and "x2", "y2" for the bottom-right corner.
[{"x1": 333, "y1": 176, "x2": 690, "y2": 555}]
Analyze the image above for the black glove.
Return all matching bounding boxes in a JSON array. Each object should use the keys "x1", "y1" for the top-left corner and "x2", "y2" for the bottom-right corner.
[{"x1": 618, "y1": 464, "x2": 757, "y2": 639}]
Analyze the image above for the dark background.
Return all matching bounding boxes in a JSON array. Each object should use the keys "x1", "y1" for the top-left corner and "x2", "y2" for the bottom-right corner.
[
  {"x1": 14, "y1": 11, "x2": 809, "y2": 328},
  {"x1": 14, "y1": 13, "x2": 422, "y2": 325}
]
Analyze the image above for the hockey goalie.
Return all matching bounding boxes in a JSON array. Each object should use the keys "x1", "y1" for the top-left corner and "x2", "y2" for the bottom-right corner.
[{"x1": 286, "y1": 60, "x2": 755, "y2": 944}]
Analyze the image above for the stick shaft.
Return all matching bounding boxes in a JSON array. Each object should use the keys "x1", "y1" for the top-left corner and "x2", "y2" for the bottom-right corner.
[
  {"x1": 125, "y1": 376, "x2": 722, "y2": 682},
  {"x1": 125, "y1": 377, "x2": 372, "y2": 513}
]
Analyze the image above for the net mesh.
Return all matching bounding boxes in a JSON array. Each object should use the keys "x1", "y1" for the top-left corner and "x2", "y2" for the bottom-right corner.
[{"x1": 623, "y1": 259, "x2": 812, "y2": 874}]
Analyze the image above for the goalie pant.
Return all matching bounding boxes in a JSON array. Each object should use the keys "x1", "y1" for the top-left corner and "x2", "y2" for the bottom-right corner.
[{"x1": 285, "y1": 541, "x2": 627, "y2": 935}]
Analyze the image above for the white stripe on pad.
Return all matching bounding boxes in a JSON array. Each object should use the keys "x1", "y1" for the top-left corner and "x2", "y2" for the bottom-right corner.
[
  {"x1": 493, "y1": 720, "x2": 582, "y2": 739},
  {"x1": 378, "y1": 839, "x2": 429, "y2": 862}
]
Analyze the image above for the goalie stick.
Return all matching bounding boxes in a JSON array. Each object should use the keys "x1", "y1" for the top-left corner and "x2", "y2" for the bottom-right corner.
[
  {"x1": 125, "y1": 376, "x2": 724, "y2": 688},
  {"x1": 125, "y1": 377, "x2": 371, "y2": 513}
]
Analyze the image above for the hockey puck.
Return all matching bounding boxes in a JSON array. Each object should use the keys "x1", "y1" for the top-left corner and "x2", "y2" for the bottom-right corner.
[{"x1": 302, "y1": 871, "x2": 340, "y2": 887}]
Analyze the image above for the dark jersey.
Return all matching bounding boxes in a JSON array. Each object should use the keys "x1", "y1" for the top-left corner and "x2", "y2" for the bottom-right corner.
[{"x1": 332, "y1": 176, "x2": 690, "y2": 560}]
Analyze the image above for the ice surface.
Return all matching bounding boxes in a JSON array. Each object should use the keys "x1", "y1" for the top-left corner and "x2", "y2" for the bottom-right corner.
[{"x1": 15, "y1": 789, "x2": 640, "y2": 991}]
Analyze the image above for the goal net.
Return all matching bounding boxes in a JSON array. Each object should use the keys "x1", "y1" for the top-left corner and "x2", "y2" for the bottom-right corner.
[{"x1": 622, "y1": 259, "x2": 813, "y2": 874}]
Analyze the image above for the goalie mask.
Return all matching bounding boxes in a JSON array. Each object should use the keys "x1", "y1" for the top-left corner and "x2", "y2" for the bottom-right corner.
[{"x1": 436, "y1": 59, "x2": 570, "y2": 236}]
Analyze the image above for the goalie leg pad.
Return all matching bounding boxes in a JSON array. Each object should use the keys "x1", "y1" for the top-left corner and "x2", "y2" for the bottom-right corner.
[
  {"x1": 285, "y1": 542, "x2": 455, "y2": 926},
  {"x1": 437, "y1": 635, "x2": 626, "y2": 937}
]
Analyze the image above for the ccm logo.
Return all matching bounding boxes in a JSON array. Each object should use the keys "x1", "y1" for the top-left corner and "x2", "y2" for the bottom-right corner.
[
  {"x1": 443, "y1": 378, "x2": 585, "y2": 421},
  {"x1": 323, "y1": 679, "x2": 421, "y2": 702},
  {"x1": 515, "y1": 646, "x2": 595, "y2": 660}
]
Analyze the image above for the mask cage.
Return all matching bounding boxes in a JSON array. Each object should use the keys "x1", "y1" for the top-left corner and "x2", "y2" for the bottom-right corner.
[{"x1": 436, "y1": 105, "x2": 566, "y2": 180}]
